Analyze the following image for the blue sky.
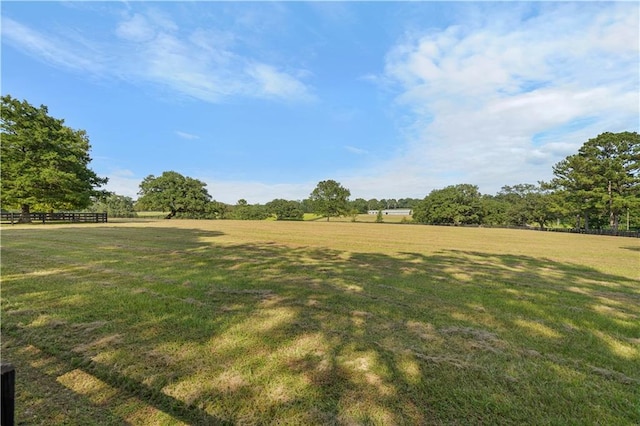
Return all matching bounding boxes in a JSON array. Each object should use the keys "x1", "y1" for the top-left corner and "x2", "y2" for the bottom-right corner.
[{"x1": 2, "y1": 1, "x2": 638, "y2": 203}]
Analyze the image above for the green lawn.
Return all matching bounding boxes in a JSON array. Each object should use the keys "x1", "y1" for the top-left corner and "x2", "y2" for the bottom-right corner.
[{"x1": 1, "y1": 220, "x2": 639, "y2": 425}]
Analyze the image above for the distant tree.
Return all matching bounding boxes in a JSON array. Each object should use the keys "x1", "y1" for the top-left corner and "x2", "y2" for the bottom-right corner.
[
  {"x1": 231, "y1": 202, "x2": 270, "y2": 220},
  {"x1": 350, "y1": 198, "x2": 369, "y2": 214},
  {"x1": 398, "y1": 198, "x2": 421, "y2": 209},
  {"x1": 375, "y1": 210, "x2": 384, "y2": 223},
  {"x1": 479, "y1": 194, "x2": 507, "y2": 226},
  {"x1": 309, "y1": 180, "x2": 351, "y2": 221},
  {"x1": 208, "y1": 201, "x2": 231, "y2": 219},
  {"x1": 266, "y1": 199, "x2": 304, "y2": 220},
  {"x1": 137, "y1": 171, "x2": 211, "y2": 219},
  {"x1": 414, "y1": 184, "x2": 483, "y2": 225},
  {"x1": 0, "y1": 95, "x2": 107, "y2": 222},
  {"x1": 299, "y1": 198, "x2": 315, "y2": 213},
  {"x1": 385, "y1": 198, "x2": 398, "y2": 209},
  {"x1": 550, "y1": 131, "x2": 640, "y2": 230},
  {"x1": 367, "y1": 198, "x2": 383, "y2": 211},
  {"x1": 497, "y1": 183, "x2": 556, "y2": 229},
  {"x1": 86, "y1": 194, "x2": 137, "y2": 218}
]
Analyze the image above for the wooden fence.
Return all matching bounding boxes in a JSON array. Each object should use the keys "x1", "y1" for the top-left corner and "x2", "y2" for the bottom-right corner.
[{"x1": 1, "y1": 212, "x2": 107, "y2": 224}]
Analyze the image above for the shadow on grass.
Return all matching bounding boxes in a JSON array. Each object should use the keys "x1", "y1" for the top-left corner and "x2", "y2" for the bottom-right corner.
[{"x1": 2, "y1": 226, "x2": 639, "y2": 424}]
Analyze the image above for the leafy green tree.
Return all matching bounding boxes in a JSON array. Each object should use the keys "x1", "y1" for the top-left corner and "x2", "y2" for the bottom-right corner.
[
  {"x1": 309, "y1": 180, "x2": 351, "y2": 221},
  {"x1": 497, "y1": 184, "x2": 556, "y2": 229},
  {"x1": 367, "y1": 198, "x2": 383, "y2": 211},
  {"x1": 266, "y1": 199, "x2": 304, "y2": 220},
  {"x1": 350, "y1": 198, "x2": 369, "y2": 214},
  {"x1": 207, "y1": 201, "x2": 231, "y2": 219},
  {"x1": 86, "y1": 194, "x2": 137, "y2": 218},
  {"x1": 550, "y1": 132, "x2": 640, "y2": 230},
  {"x1": 0, "y1": 95, "x2": 107, "y2": 222},
  {"x1": 413, "y1": 184, "x2": 483, "y2": 225},
  {"x1": 137, "y1": 171, "x2": 211, "y2": 219},
  {"x1": 480, "y1": 194, "x2": 509, "y2": 226},
  {"x1": 231, "y1": 202, "x2": 270, "y2": 220},
  {"x1": 299, "y1": 198, "x2": 315, "y2": 214},
  {"x1": 398, "y1": 198, "x2": 421, "y2": 209}
]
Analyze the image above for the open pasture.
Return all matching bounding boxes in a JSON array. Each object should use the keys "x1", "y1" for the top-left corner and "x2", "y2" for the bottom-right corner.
[{"x1": 1, "y1": 220, "x2": 639, "y2": 425}]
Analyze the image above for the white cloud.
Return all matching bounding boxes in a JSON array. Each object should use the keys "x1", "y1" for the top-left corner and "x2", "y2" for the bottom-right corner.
[
  {"x1": 202, "y1": 180, "x2": 314, "y2": 204},
  {"x1": 103, "y1": 169, "x2": 141, "y2": 199},
  {"x1": 2, "y1": 10, "x2": 312, "y2": 104},
  {"x1": 247, "y1": 63, "x2": 313, "y2": 101},
  {"x1": 117, "y1": 12, "x2": 313, "y2": 103},
  {"x1": 175, "y1": 131, "x2": 200, "y2": 140},
  {"x1": 115, "y1": 13, "x2": 156, "y2": 42},
  {"x1": 1, "y1": 17, "x2": 105, "y2": 74},
  {"x1": 378, "y1": 3, "x2": 639, "y2": 194},
  {"x1": 344, "y1": 145, "x2": 368, "y2": 155}
]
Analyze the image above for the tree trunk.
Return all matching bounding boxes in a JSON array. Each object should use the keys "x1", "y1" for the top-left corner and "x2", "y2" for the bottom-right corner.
[
  {"x1": 608, "y1": 181, "x2": 617, "y2": 231},
  {"x1": 612, "y1": 213, "x2": 619, "y2": 232},
  {"x1": 584, "y1": 212, "x2": 590, "y2": 231},
  {"x1": 19, "y1": 204, "x2": 31, "y2": 223}
]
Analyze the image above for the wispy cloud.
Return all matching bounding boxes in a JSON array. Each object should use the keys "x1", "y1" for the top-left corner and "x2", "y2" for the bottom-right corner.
[
  {"x1": 175, "y1": 131, "x2": 200, "y2": 140},
  {"x1": 1, "y1": 17, "x2": 105, "y2": 75},
  {"x1": 202, "y1": 179, "x2": 314, "y2": 204},
  {"x1": 344, "y1": 145, "x2": 368, "y2": 155},
  {"x1": 1, "y1": 7, "x2": 313, "y2": 104},
  {"x1": 103, "y1": 169, "x2": 141, "y2": 198},
  {"x1": 378, "y1": 3, "x2": 639, "y2": 193}
]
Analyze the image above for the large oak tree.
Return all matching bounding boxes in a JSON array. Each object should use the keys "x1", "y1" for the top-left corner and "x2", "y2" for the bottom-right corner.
[
  {"x1": 137, "y1": 171, "x2": 211, "y2": 219},
  {"x1": 0, "y1": 95, "x2": 107, "y2": 222},
  {"x1": 309, "y1": 180, "x2": 351, "y2": 221},
  {"x1": 413, "y1": 184, "x2": 483, "y2": 225}
]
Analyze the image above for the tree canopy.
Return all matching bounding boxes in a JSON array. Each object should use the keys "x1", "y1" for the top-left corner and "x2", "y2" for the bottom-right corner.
[
  {"x1": 137, "y1": 171, "x2": 211, "y2": 219},
  {"x1": 266, "y1": 199, "x2": 304, "y2": 220},
  {"x1": 309, "y1": 180, "x2": 351, "y2": 221},
  {"x1": 495, "y1": 184, "x2": 556, "y2": 230},
  {"x1": 86, "y1": 194, "x2": 137, "y2": 218},
  {"x1": 550, "y1": 131, "x2": 640, "y2": 230},
  {"x1": 0, "y1": 95, "x2": 107, "y2": 222},
  {"x1": 413, "y1": 184, "x2": 483, "y2": 225}
]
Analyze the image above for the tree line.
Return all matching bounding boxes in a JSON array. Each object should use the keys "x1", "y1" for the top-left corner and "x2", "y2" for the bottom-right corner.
[
  {"x1": 2, "y1": 95, "x2": 639, "y2": 230},
  {"x1": 78, "y1": 132, "x2": 640, "y2": 231},
  {"x1": 92, "y1": 175, "x2": 421, "y2": 221}
]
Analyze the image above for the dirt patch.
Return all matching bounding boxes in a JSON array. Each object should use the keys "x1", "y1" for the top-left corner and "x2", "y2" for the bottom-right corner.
[
  {"x1": 406, "y1": 321, "x2": 439, "y2": 341},
  {"x1": 72, "y1": 334, "x2": 123, "y2": 354},
  {"x1": 439, "y1": 326, "x2": 505, "y2": 353},
  {"x1": 590, "y1": 366, "x2": 638, "y2": 385},
  {"x1": 72, "y1": 321, "x2": 109, "y2": 333},
  {"x1": 413, "y1": 351, "x2": 468, "y2": 369},
  {"x1": 208, "y1": 288, "x2": 273, "y2": 297}
]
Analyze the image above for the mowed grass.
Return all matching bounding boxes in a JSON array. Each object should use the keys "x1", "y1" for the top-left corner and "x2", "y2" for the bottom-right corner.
[{"x1": 1, "y1": 220, "x2": 639, "y2": 425}]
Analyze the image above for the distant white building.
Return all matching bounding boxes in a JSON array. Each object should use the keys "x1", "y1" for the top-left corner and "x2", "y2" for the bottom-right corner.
[{"x1": 367, "y1": 209, "x2": 412, "y2": 216}]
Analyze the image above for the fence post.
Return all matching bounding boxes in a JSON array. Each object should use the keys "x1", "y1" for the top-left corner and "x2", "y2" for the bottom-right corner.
[{"x1": 1, "y1": 363, "x2": 15, "y2": 426}]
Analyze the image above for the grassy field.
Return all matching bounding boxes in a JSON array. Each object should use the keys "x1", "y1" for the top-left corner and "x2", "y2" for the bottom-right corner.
[{"x1": 1, "y1": 220, "x2": 639, "y2": 425}]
